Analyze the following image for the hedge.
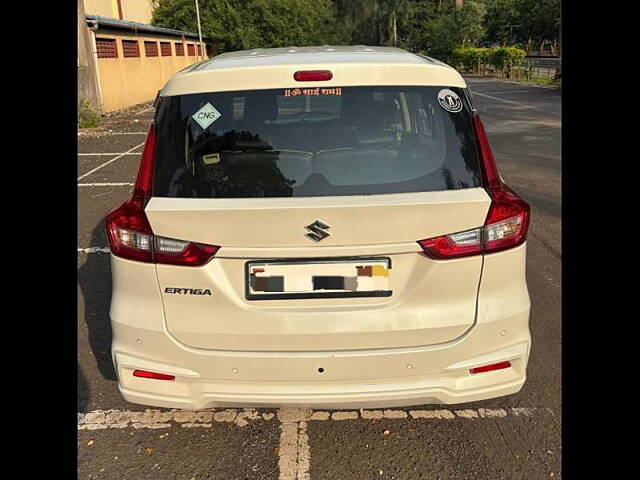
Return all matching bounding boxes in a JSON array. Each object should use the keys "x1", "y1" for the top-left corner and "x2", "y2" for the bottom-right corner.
[
  {"x1": 451, "y1": 46, "x2": 527, "y2": 71},
  {"x1": 489, "y1": 46, "x2": 526, "y2": 68}
]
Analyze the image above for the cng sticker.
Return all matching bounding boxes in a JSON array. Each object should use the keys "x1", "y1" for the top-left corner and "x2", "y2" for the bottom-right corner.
[
  {"x1": 192, "y1": 103, "x2": 221, "y2": 130},
  {"x1": 437, "y1": 89, "x2": 463, "y2": 113}
]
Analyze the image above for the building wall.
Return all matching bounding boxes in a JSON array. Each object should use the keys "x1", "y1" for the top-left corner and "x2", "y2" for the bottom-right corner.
[
  {"x1": 84, "y1": 0, "x2": 154, "y2": 24},
  {"x1": 84, "y1": 0, "x2": 117, "y2": 19},
  {"x1": 121, "y1": 0, "x2": 155, "y2": 23},
  {"x1": 78, "y1": 0, "x2": 101, "y2": 111},
  {"x1": 93, "y1": 31, "x2": 206, "y2": 112}
]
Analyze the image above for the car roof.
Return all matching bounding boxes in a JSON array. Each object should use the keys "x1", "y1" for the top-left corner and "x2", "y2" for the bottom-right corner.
[{"x1": 160, "y1": 45, "x2": 465, "y2": 97}]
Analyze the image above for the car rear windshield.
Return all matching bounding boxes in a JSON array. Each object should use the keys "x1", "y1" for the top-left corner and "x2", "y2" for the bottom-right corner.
[{"x1": 153, "y1": 86, "x2": 481, "y2": 198}]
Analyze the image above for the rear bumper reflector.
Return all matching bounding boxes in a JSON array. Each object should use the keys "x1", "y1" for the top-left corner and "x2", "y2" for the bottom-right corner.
[
  {"x1": 469, "y1": 361, "x2": 511, "y2": 375},
  {"x1": 133, "y1": 369, "x2": 175, "y2": 381}
]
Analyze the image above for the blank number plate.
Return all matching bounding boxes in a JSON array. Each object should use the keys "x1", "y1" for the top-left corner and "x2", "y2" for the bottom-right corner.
[{"x1": 245, "y1": 257, "x2": 392, "y2": 300}]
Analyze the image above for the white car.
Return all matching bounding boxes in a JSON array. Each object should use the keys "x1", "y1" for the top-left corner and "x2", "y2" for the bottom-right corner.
[{"x1": 106, "y1": 46, "x2": 531, "y2": 409}]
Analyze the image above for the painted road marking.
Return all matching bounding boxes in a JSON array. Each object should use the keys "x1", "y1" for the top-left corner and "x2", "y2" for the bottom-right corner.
[
  {"x1": 78, "y1": 407, "x2": 551, "y2": 479},
  {"x1": 473, "y1": 91, "x2": 532, "y2": 106},
  {"x1": 78, "y1": 152, "x2": 141, "y2": 156},
  {"x1": 78, "y1": 247, "x2": 110, "y2": 254},
  {"x1": 464, "y1": 77, "x2": 559, "y2": 90},
  {"x1": 78, "y1": 131, "x2": 148, "y2": 136},
  {"x1": 78, "y1": 407, "x2": 549, "y2": 430},
  {"x1": 278, "y1": 420, "x2": 311, "y2": 480},
  {"x1": 472, "y1": 91, "x2": 561, "y2": 118},
  {"x1": 482, "y1": 80, "x2": 560, "y2": 90},
  {"x1": 77, "y1": 142, "x2": 144, "y2": 181},
  {"x1": 78, "y1": 182, "x2": 134, "y2": 187},
  {"x1": 479, "y1": 89, "x2": 556, "y2": 95}
]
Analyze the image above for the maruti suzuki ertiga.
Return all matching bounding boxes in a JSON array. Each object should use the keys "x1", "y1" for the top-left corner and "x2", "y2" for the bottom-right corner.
[{"x1": 106, "y1": 46, "x2": 531, "y2": 409}]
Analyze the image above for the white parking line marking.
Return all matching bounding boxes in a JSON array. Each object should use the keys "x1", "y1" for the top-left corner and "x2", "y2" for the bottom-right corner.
[
  {"x1": 78, "y1": 406, "x2": 550, "y2": 430},
  {"x1": 331, "y1": 411, "x2": 358, "y2": 420},
  {"x1": 277, "y1": 409, "x2": 311, "y2": 480},
  {"x1": 78, "y1": 408, "x2": 273, "y2": 430},
  {"x1": 278, "y1": 420, "x2": 310, "y2": 480},
  {"x1": 78, "y1": 247, "x2": 110, "y2": 254},
  {"x1": 77, "y1": 142, "x2": 144, "y2": 181},
  {"x1": 479, "y1": 90, "x2": 552, "y2": 95},
  {"x1": 473, "y1": 91, "x2": 531, "y2": 106},
  {"x1": 409, "y1": 409, "x2": 455, "y2": 419},
  {"x1": 79, "y1": 152, "x2": 140, "y2": 156},
  {"x1": 472, "y1": 91, "x2": 561, "y2": 117},
  {"x1": 78, "y1": 131, "x2": 148, "y2": 136},
  {"x1": 78, "y1": 182, "x2": 134, "y2": 187},
  {"x1": 78, "y1": 405, "x2": 553, "y2": 477}
]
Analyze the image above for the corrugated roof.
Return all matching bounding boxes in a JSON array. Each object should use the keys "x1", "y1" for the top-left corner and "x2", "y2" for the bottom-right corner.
[{"x1": 85, "y1": 15, "x2": 204, "y2": 40}]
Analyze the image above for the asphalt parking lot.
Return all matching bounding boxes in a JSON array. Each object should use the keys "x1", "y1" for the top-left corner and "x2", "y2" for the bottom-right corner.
[{"x1": 78, "y1": 77, "x2": 561, "y2": 480}]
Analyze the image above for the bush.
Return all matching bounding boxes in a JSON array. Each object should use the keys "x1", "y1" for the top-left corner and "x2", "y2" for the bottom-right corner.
[
  {"x1": 488, "y1": 46, "x2": 526, "y2": 69},
  {"x1": 450, "y1": 46, "x2": 527, "y2": 77},
  {"x1": 78, "y1": 100, "x2": 101, "y2": 129},
  {"x1": 451, "y1": 47, "x2": 491, "y2": 71}
]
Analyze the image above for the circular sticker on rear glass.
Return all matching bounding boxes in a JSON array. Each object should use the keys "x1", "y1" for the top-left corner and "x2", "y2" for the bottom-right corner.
[{"x1": 437, "y1": 89, "x2": 463, "y2": 113}]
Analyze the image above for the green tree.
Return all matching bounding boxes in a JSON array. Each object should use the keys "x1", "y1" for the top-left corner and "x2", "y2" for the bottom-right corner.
[
  {"x1": 483, "y1": 0, "x2": 519, "y2": 45},
  {"x1": 517, "y1": 0, "x2": 560, "y2": 46},
  {"x1": 482, "y1": 0, "x2": 560, "y2": 47},
  {"x1": 152, "y1": 0, "x2": 333, "y2": 51},
  {"x1": 407, "y1": 0, "x2": 486, "y2": 57},
  {"x1": 249, "y1": 0, "x2": 334, "y2": 47}
]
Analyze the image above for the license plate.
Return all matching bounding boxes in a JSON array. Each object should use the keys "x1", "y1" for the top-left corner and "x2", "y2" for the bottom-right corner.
[{"x1": 245, "y1": 257, "x2": 392, "y2": 300}]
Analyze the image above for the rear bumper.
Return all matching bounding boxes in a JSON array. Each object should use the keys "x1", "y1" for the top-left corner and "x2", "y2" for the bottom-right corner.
[
  {"x1": 112, "y1": 312, "x2": 530, "y2": 409},
  {"x1": 109, "y1": 244, "x2": 531, "y2": 409},
  {"x1": 118, "y1": 376, "x2": 526, "y2": 410}
]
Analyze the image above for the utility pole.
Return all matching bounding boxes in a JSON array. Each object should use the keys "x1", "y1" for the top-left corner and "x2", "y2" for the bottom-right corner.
[
  {"x1": 195, "y1": 0, "x2": 204, "y2": 61},
  {"x1": 391, "y1": 11, "x2": 397, "y2": 47},
  {"x1": 507, "y1": 24, "x2": 519, "y2": 46}
]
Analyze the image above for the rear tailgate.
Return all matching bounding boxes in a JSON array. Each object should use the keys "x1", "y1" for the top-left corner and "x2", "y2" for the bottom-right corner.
[{"x1": 147, "y1": 188, "x2": 490, "y2": 351}]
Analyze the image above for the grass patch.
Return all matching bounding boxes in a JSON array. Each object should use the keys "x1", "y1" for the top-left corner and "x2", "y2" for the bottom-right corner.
[{"x1": 78, "y1": 100, "x2": 101, "y2": 128}]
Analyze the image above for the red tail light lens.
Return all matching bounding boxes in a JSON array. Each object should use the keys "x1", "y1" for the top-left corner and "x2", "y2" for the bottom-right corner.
[
  {"x1": 474, "y1": 111, "x2": 530, "y2": 254},
  {"x1": 105, "y1": 125, "x2": 219, "y2": 266},
  {"x1": 483, "y1": 184, "x2": 530, "y2": 254},
  {"x1": 133, "y1": 370, "x2": 175, "y2": 381},
  {"x1": 418, "y1": 228, "x2": 482, "y2": 260},
  {"x1": 294, "y1": 70, "x2": 333, "y2": 81},
  {"x1": 134, "y1": 122, "x2": 157, "y2": 201},
  {"x1": 469, "y1": 361, "x2": 511, "y2": 375},
  {"x1": 154, "y1": 236, "x2": 219, "y2": 266},
  {"x1": 472, "y1": 111, "x2": 501, "y2": 189},
  {"x1": 105, "y1": 197, "x2": 155, "y2": 263},
  {"x1": 417, "y1": 112, "x2": 530, "y2": 259}
]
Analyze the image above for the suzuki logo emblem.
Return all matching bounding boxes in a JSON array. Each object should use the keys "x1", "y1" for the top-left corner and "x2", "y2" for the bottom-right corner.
[{"x1": 305, "y1": 219, "x2": 331, "y2": 242}]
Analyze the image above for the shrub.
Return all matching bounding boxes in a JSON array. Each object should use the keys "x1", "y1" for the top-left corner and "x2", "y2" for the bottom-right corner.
[
  {"x1": 488, "y1": 46, "x2": 526, "y2": 69},
  {"x1": 451, "y1": 47, "x2": 491, "y2": 71},
  {"x1": 450, "y1": 45, "x2": 527, "y2": 77},
  {"x1": 78, "y1": 100, "x2": 101, "y2": 129}
]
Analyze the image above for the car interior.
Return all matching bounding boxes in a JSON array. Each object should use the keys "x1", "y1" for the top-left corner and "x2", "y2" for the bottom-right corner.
[{"x1": 182, "y1": 89, "x2": 448, "y2": 193}]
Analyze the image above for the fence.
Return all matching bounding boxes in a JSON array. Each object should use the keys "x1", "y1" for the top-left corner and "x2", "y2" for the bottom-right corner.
[{"x1": 441, "y1": 56, "x2": 561, "y2": 85}]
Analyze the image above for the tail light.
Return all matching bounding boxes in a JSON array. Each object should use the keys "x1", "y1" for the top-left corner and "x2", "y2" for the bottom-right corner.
[
  {"x1": 105, "y1": 125, "x2": 219, "y2": 266},
  {"x1": 418, "y1": 112, "x2": 530, "y2": 259}
]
